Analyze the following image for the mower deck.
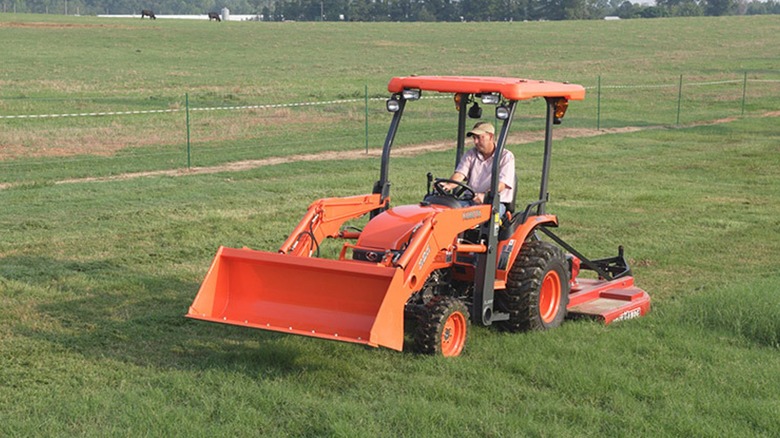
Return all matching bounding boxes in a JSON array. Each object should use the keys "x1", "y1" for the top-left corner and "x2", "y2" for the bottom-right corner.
[{"x1": 567, "y1": 277, "x2": 650, "y2": 324}]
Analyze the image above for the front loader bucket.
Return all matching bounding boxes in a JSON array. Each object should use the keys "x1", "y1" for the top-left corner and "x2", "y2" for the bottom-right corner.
[{"x1": 187, "y1": 246, "x2": 409, "y2": 351}]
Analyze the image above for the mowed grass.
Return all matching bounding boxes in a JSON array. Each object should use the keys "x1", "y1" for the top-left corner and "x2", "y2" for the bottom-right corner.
[
  {"x1": 2, "y1": 114, "x2": 780, "y2": 435},
  {"x1": 1, "y1": 14, "x2": 779, "y2": 185},
  {"x1": 1, "y1": 13, "x2": 780, "y2": 436},
  {"x1": 2, "y1": 14, "x2": 777, "y2": 98}
]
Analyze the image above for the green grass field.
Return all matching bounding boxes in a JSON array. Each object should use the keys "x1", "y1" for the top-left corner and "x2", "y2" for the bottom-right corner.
[
  {"x1": 1, "y1": 13, "x2": 780, "y2": 436},
  {"x1": 1, "y1": 14, "x2": 779, "y2": 185}
]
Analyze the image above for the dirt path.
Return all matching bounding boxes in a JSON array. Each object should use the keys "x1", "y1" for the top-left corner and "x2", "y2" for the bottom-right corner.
[
  {"x1": 31, "y1": 127, "x2": 642, "y2": 188},
  {"x1": 1, "y1": 114, "x2": 775, "y2": 191}
]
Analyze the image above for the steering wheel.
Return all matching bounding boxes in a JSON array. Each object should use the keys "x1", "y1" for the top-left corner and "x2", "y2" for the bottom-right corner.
[{"x1": 433, "y1": 178, "x2": 476, "y2": 202}]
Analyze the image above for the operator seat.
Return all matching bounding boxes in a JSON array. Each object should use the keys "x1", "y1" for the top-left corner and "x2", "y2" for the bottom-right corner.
[
  {"x1": 505, "y1": 174, "x2": 518, "y2": 216},
  {"x1": 498, "y1": 174, "x2": 520, "y2": 240}
]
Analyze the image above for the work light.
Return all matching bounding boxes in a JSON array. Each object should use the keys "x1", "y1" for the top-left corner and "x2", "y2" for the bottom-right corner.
[
  {"x1": 386, "y1": 98, "x2": 400, "y2": 112},
  {"x1": 496, "y1": 105, "x2": 510, "y2": 120},
  {"x1": 402, "y1": 89, "x2": 421, "y2": 100},
  {"x1": 481, "y1": 94, "x2": 500, "y2": 105}
]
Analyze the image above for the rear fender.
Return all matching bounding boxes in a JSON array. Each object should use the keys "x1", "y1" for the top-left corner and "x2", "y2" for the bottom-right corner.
[{"x1": 495, "y1": 214, "x2": 558, "y2": 284}]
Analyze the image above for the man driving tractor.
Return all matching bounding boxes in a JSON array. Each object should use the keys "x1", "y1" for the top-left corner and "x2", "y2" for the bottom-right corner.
[{"x1": 443, "y1": 121, "x2": 515, "y2": 216}]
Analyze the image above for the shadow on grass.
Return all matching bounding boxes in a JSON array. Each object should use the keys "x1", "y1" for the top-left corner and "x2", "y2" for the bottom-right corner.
[{"x1": 2, "y1": 254, "x2": 323, "y2": 378}]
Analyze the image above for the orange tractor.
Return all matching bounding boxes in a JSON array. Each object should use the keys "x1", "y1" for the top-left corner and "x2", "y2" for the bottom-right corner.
[{"x1": 187, "y1": 76, "x2": 650, "y2": 356}]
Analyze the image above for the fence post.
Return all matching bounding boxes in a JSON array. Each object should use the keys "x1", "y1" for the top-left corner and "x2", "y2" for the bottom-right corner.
[
  {"x1": 741, "y1": 71, "x2": 748, "y2": 116},
  {"x1": 186, "y1": 93, "x2": 191, "y2": 169},
  {"x1": 676, "y1": 74, "x2": 683, "y2": 126},
  {"x1": 597, "y1": 75, "x2": 601, "y2": 131},
  {"x1": 365, "y1": 84, "x2": 369, "y2": 154}
]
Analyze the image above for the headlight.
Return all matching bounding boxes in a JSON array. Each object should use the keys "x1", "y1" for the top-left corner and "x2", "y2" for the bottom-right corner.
[
  {"x1": 481, "y1": 94, "x2": 500, "y2": 105},
  {"x1": 402, "y1": 89, "x2": 421, "y2": 101},
  {"x1": 386, "y1": 98, "x2": 400, "y2": 112},
  {"x1": 495, "y1": 105, "x2": 510, "y2": 120}
]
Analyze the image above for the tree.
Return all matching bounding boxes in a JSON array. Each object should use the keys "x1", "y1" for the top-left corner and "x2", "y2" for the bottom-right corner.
[
  {"x1": 704, "y1": 0, "x2": 733, "y2": 15},
  {"x1": 616, "y1": 0, "x2": 639, "y2": 17},
  {"x1": 640, "y1": 5, "x2": 667, "y2": 17},
  {"x1": 673, "y1": 0, "x2": 703, "y2": 15},
  {"x1": 563, "y1": 0, "x2": 588, "y2": 19}
]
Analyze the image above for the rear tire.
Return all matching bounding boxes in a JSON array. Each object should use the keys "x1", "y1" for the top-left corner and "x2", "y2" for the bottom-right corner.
[
  {"x1": 412, "y1": 296, "x2": 470, "y2": 357},
  {"x1": 496, "y1": 240, "x2": 570, "y2": 331}
]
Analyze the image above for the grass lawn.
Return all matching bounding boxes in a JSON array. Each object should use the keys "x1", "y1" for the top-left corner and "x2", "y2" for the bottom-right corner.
[
  {"x1": 1, "y1": 14, "x2": 778, "y2": 184},
  {"x1": 1, "y1": 13, "x2": 779, "y2": 436},
  {"x1": 2, "y1": 114, "x2": 779, "y2": 436}
]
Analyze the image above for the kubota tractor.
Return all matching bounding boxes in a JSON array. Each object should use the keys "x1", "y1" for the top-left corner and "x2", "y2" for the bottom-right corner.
[{"x1": 187, "y1": 76, "x2": 650, "y2": 357}]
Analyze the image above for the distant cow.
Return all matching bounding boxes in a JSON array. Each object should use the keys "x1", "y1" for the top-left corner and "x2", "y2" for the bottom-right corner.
[
  {"x1": 141, "y1": 9, "x2": 156, "y2": 19},
  {"x1": 208, "y1": 12, "x2": 221, "y2": 21}
]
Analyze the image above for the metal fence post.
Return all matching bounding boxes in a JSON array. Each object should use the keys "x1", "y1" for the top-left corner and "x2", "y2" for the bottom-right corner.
[
  {"x1": 741, "y1": 71, "x2": 748, "y2": 116},
  {"x1": 597, "y1": 75, "x2": 601, "y2": 131},
  {"x1": 186, "y1": 93, "x2": 191, "y2": 169},
  {"x1": 676, "y1": 74, "x2": 683, "y2": 126},
  {"x1": 365, "y1": 84, "x2": 369, "y2": 154}
]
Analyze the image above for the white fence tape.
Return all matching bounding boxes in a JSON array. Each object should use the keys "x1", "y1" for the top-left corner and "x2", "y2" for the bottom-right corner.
[
  {"x1": 584, "y1": 79, "x2": 746, "y2": 90},
  {"x1": 0, "y1": 78, "x2": 775, "y2": 121},
  {"x1": 0, "y1": 109, "x2": 179, "y2": 120},
  {"x1": 584, "y1": 83, "x2": 678, "y2": 90},
  {"x1": 686, "y1": 80, "x2": 742, "y2": 87},
  {"x1": 0, "y1": 97, "x2": 386, "y2": 120},
  {"x1": 188, "y1": 98, "x2": 368, "y2": 113}
]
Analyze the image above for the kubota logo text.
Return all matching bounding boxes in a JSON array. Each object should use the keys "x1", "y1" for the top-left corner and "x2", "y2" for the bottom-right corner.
[
  {"x1": 462, "y1": 210, "x2": 482, "y2": 220},
  {"x1": 418, "y1": 245, "x2": 430, "y2": 270},
  {"x1": 613, "y1": 308, "x2": 642, "y2": 322}
]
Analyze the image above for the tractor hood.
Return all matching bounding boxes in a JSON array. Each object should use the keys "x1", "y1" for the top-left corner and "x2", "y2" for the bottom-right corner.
[{"x1": 357, "y1": 204, "x2": 449, "y2": 251}]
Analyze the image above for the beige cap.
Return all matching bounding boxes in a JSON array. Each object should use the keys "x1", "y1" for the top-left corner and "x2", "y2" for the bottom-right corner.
[{"x1": 466, "y1": 121, "x2": 495, "y2": 137}]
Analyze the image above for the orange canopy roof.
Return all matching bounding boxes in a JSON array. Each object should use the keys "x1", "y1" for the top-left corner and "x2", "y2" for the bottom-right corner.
[{"x1": 387, "y1": 76, "x2": 585, "y2": 101}]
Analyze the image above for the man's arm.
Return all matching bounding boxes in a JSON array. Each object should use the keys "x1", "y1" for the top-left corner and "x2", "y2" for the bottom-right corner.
[
  {"x1": 473, "y1": 182, "x2": 506, "y2": 204},
  {"x1": 448, "y1": 172, "x2": 467, "y2": 183}
]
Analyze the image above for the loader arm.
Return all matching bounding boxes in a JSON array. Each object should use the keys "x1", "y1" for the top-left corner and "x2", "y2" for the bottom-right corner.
[
  {"x1": 279, "y1": 193, "x2": 388, "y2": 257},
  {"x1": 188, "y1": 203, "x2": 493, "y2": 352}
]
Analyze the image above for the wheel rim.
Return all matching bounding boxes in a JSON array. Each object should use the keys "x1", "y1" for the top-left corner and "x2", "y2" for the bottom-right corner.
[
  {"x1": 539, "y1": 270, "x2": 562, "y2": 324},
  {"x1": 440, "y1": 311, "x2": 467, "y2": 357}
]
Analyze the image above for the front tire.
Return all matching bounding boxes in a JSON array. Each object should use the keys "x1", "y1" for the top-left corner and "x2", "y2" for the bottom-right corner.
[
  {"x1": 412, "y1": 296, "x2": 470, "y2": 357},
  {"x1": 496, "y1": 240, "x2": 570, "y2": 331}
]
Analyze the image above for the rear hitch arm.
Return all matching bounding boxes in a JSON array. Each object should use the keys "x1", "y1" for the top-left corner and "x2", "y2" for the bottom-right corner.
[{"x1": 538, "y1": 226, "x2": 633, "y2": 281}]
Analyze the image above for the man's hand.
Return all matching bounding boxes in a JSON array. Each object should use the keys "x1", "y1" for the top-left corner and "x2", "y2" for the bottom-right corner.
[
  {"x1": 440, "y1": 181, "x2": 457, "y2": 192},
  {"x1": 442, "y1": 173, "x2": 467, "y2": 193},
  {"x1": 473, "y1": 192, "x2": 485, "y2": 203}
]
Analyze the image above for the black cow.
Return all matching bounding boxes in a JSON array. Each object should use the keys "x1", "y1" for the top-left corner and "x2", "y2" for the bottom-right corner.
[
  {"x1": 141, "y1": 9, "x2": 156, "y2": 19},
  {"x1": 208, "y1": 12, "x2": 221, "y2": 21}
]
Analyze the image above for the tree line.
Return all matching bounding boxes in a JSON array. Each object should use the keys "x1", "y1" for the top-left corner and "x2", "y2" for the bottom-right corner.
[{"x1": 3, "y1": 0, "x2": 779, "y2": 21}]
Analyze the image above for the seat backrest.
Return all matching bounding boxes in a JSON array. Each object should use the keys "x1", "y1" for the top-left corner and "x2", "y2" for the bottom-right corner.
[{"x1": 506, "y1": 174, "x2": 518, "y2": 214}]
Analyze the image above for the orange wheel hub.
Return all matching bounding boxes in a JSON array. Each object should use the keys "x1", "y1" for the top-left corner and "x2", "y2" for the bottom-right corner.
[
  {"x1": 539, "y1": 270, "x2": 562, "y2": 324},
  {"x1": 441, "y1": 311, "x2": 467, "y2": 357}
]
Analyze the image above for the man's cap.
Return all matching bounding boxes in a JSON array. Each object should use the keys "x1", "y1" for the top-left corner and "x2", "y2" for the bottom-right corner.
[{"x1": 466, "y1": 121, "x2": 495, "y2": 137}]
